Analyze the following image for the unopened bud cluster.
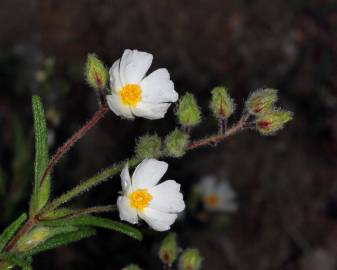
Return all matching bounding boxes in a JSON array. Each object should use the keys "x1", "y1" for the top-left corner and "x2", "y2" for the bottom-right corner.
[{"x1": 244, "y1": 88, "x2": 293, "y2": 135}]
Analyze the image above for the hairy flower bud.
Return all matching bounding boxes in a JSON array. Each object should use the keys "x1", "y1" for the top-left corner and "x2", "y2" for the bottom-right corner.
[
  {"x1": 178, "y1": 248, "x2": 203, "y2": 270},
  {"x1": 16, "y1": 226, "x2": 78, "y2": 252},
  {"x1": 16, "y1": 227, "x2": 51, "y2": 252},
  {"x1": 135, "y1": 134, "x2": 162, "y2": 159},
  {"x1": 159, "y1": 233, "x2": 178, "y2": 265},
  {"x1": 246, "y1": 88, "x2": 278, "y2": 115},
  {"x1": 164, "y1": 129, "x2": 190, "y2": 158},
  {"x1": 85, "y1": 53, "x2": 108, "y2": 90},
  {"x1": 122, "y1": 264, "x2": 142, "y2": 270},
  {"x1": 176, "y1": 93, "x2": 201, "y2": 127},
  {"x1": 210, "y1": 86, "x2": 235, "y2": 119},
  {"x1": 256, "y1": 109, "x2": 293, "y2": 135}
]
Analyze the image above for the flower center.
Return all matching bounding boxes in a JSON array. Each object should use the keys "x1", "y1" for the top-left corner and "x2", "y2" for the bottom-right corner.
[
  {"x1": 119, "y1": 84, "x2": 142, "y2": 107},
  {"x1": 129, "y1": 188, "x2": 152, "y2": 211},
  {"x1": 206, "y1": 194, "x2": 219, "y2": 207}
]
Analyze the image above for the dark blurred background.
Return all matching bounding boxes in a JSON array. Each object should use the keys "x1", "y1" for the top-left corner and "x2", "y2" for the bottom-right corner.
[{"x1": 1, "y1": 0, "x2": 337, "y2": 269}]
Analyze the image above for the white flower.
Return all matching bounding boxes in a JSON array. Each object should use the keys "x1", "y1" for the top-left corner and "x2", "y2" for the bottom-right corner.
[
  {"x1": 198, "y1": 176, "x2": 238, "y2": 212},
  {"x1": 107, "y1": 49, "x2": 178, "y2": 120},
  {"x1": 117, "y1": 159, "x2": 185, "y2": 231}
]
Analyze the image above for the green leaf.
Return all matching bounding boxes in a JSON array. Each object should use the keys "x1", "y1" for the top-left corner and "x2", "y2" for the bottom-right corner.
[
  {"x1": 0, "y1": 213, "x2": 27, "y2": 252},
  {"x1": 0, "y1": 253, "x2": 32, "y2": 270},
  {"x1": 22, "y1": 227, "x2": 96, "y2": 257},
  {"x1": 30, "y1": 95, "x2": 51, "y2": 215},
  {"x1": 41, "y1": 215, "x2": 143, "y2": 241}
]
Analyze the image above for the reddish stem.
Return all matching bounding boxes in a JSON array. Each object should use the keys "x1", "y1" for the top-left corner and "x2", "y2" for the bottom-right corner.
[
  {"x1": 188, "y1": 113, "x2": 249, "y2": 150},
  {"x1": 39, "y1": 104, "x2": 108, "y2": 187},
  {"x1": 5, "y1": 216, "x2": 36, "y2": 252}
]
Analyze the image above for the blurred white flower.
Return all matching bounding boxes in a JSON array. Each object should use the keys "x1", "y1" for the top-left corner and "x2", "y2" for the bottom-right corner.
[
  {"x1": 198, "y1": 176, "x2": 238, "y2": 212},
  {"x1": 117, "y1": 159, "x2": 185, "y2": 231},
  {"x1": 107, "y1": 49, "x2": 178, "y2": 120}
]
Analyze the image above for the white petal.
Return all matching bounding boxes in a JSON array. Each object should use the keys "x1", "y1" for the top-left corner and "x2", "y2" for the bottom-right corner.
[
  {"x1": 218, "y1": 199, "x2": 238, "y2": 212},
  {"x1": 121, "y1": 164, "x2": 131, "y2": 195},
  {"x1": 106, "y1": 93, "x2": 134, "y2": 119},
  {"x1": 109, "y1": 59, "x2": 122, "y2": 92},
  {"x1": 132, "y1": 102, "x2": 171, "y2": 120},
  {"x1": 217, "y1": 181, "x2": 236, "y2": 201},
  {"x1": 120, "y1": 49, "x2": 153, "y2": 84},
  {"x1": 117, "y1": 196, "x2": 138, "y2": 224},
  {"x1": 199, "y1": 176, "x2": 217, "y2": 195},
  {"x1": 149, "y1": 180, "x2": 185, "y2": 212},
  {"x1": 132, "y1": 159, "x2": 168, "y2": 189},
  {"x1": 140, "y1": 68, "x2": 178, "y2": 103},
  {"x1": 139, "y1": 207, "x2": 177, "y2": 231}
]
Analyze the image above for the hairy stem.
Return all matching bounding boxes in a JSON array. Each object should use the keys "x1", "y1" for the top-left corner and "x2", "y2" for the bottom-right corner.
[
  {"x1": 188, "y1": 113, "x2": 249, "y2": 150},
  {"x1": 40, "y1": 157, "x2": 140, "y2": 215},
  {"x1": 4, "y1": 110, "x2": 249, "y2": 253},
  {"x1": 39, "y1": 104, "x2": 109, "y2": 187},
  {"x1": 4, "y1": 217, "x2": 36, "y2": 252}
]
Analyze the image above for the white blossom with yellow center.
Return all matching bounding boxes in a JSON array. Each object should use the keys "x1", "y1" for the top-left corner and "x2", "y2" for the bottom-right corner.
[
  {"x1": 107, "y1": 49, "x2": 178, "y2": 120},
  {"x1": 117, "y1": 159, "x2": 185, "y2": 231},
  {"x1": 198, "y1": 176, "x2": 238, "y2": 212}
]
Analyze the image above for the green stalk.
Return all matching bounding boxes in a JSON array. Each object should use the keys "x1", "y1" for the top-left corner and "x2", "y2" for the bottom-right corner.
[{"x1": 40, "y1": 157, "x2": 140, "y2": 215}]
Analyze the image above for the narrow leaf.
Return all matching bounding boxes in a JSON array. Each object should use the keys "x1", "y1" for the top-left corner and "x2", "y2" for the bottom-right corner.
[
  {"x1": 41, "y1": 215, "x2": 143, "y2": 241},
  {"x1": 0, "y1": 253, "x2": 32, "y2": 270},
  {"x1": 22, "y1": 227, "x2": 96, "y2": 257},
  {"x1": 30, "y1": 95, "x2": 51, "y2": 215},
  {"x1": 0, "y1": 213, "x2": 27, "y2": 252}
]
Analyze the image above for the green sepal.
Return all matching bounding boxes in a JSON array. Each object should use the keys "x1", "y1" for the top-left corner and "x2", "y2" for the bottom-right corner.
[
  {"x1": 30, "y1": 95, "x2": 51, "y2": 215},
  {"x1": 41, "y1": 215, "x2": 143, "y2": 241},
  {"x1": 22, "y1": 227, "x2": 96, "y2": 257},
  {"x1": 0, "y1": 213, "x2": 27, "y2": 252}
]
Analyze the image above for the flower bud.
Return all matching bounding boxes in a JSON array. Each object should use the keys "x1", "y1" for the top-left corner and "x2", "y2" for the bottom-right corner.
[
  {"x1": 246, "y1": 88, "x2": 278, "y2": 115},
  {"x1": 176, "y1": 93, "x2": 201, "y2": 127},
  {"x1": 178, "y1": 248, "x2": 203, "y2": 270},
  {"x1": 159, "y1": 233, "x2": 178, "y2": 265},
  {"x1": 16, "y1": 227, "x2": 51, "y2": 252},
  {"x1": 85, "y1": 53, "x2": 108, "y2": 90},
  {"x1": 122, "y1": 264, "x2": 142, "y2": 270},
  {"x1": 210, "y1": 86, "x2": 235, "y2": 119},
  {"x1": 256, "y1": 109, "x2": 293, "y2": 135},
  {"x1": 16, "y1": 226, "x2": 78, "y2": 252},
  {"x1": 164, "y1": 129, "x2": 190, "y2": 158},
  {"x1": 135, "y1": 134, "x2": 162, "y2": 159}
]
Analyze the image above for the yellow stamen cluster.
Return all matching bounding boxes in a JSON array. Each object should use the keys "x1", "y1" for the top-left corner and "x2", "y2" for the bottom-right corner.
[
  {"x1": 206, "y1": 194, "x2": 219, "y2": 207},
  {"x1": 129, "y1": 188, "x2": 153, "y2": 211},
  {"x1": 119, "y1": 84, "x2": 142, "y2": 107}
]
